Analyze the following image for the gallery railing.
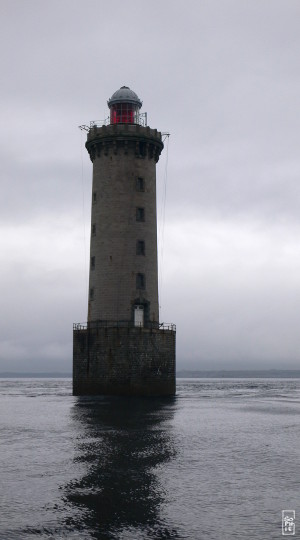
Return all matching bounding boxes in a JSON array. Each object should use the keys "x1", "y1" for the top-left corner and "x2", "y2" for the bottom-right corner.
[{"x1": 73, "y1": 321, "x2": 176, "y2": 332}]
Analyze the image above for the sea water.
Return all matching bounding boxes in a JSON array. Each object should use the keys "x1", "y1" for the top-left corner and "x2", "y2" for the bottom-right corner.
[{"x1": 0, "y1": 378, "x2": 299, "y2": 539}]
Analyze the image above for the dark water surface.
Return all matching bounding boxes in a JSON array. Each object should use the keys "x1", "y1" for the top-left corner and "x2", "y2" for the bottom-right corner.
[{"x1": 0, "y1": 378, "x2": 299, "y2": 539}]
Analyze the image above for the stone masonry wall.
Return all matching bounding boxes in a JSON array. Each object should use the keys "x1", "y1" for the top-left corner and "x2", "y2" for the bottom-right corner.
[
  {"x1": 73, "y1": 326, "x2": 176, "y2": 396},
  {"x1": 86, "y1": 124, "x2": 163, "y2": 324}
]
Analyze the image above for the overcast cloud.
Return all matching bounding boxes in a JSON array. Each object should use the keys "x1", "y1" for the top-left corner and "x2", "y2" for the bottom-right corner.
[{"x1": 1, "y1": 0, "x2": 300, "y2": 372}]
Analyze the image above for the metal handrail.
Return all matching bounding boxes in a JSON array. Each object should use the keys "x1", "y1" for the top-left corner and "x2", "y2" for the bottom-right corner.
[
  {"x1": 73, "y1": 321, "x2": 176, "y2": 332},
  {"x1": 90, "y1": 112, "x2": 147, "y2": 128}
]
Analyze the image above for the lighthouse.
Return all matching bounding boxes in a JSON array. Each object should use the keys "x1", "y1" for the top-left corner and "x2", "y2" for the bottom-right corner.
[{"x1": 73, "y1": 86, "x2": 176, "y2": 396}]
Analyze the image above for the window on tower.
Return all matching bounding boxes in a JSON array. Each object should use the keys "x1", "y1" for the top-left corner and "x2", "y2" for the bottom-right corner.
[
  {"x1": 136, "y1": 177, "x2": 145, "y2": 192},
  {"x1": 139, "y1": 142, "x2": 145, "y2": 156},
  {"x1": 92, "y1": 224, "x2": 96, "y2": 236},
  {"x1": 136, "y1": 273, "x2": 145, "y2": 290},
  {"x1": 136, "y1": 240, "x2": 145, "y2": 255},
  {"x1": 136, "y1": 207, "x2": 145, "y2": 222},
  {"x1": 89, "y1": 288, "x2": 94, "y2": 300},
  {"x1": 91, "y1": 256, "x2": 95, "y2": 270},
  {"x1": 92, "y1": 192, "x2": 97, "y2": 204}
]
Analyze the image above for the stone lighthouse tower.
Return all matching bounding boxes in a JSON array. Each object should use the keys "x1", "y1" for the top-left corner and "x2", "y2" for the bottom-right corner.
[{"x1": 73, "y1": 86, "x2": 176, "y2": 396}]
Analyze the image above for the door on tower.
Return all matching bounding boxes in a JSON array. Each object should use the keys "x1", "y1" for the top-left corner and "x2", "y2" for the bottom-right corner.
[{"x1": 134, "y1": 305, "x2": 144, "y2": 327}]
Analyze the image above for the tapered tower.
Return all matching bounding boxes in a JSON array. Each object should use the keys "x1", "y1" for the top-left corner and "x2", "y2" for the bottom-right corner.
[{"x1": 73, "y1": 86, "x2": 176, "y2": 396}]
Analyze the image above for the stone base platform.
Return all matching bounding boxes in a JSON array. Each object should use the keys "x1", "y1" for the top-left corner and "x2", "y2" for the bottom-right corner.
[{"x1": 73, "y1": 324, "x2": 176, "y2": 396}]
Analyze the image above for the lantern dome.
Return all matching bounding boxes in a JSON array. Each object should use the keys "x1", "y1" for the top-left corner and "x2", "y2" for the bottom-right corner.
[
  {"x1": 107, "y1": 86, "x2": 143, "y2": 125},
  {"x1": 108, "y1": 86, "x2": 142, "y2": 108}
]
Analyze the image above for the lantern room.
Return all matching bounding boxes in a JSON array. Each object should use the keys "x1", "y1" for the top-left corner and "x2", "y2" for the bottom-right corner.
[{"x1": 108, "y1": 86, "x2": 143, "y2": 125}]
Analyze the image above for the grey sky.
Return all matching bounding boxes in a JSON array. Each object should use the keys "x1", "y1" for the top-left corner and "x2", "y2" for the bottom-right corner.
[{"x1": 1, "y1": 0, "x2": 300, "y2": 371}]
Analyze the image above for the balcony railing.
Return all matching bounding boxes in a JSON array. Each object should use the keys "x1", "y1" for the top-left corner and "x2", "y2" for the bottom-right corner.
[
  {"x1": 73, "y1": 321, "x2": 176, "y2": 332},
  {"x1": 90, "y1": 112, "x2": 147, "y2": 128}
]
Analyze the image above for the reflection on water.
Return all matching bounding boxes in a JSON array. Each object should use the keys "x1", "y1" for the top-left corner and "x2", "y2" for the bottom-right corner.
[
  {"x1": 63, "y1": 396, "x2": 179, "y2": 539},
  {"x1": 1, "y1": 379, "x2": 300, "y2": 539}
]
